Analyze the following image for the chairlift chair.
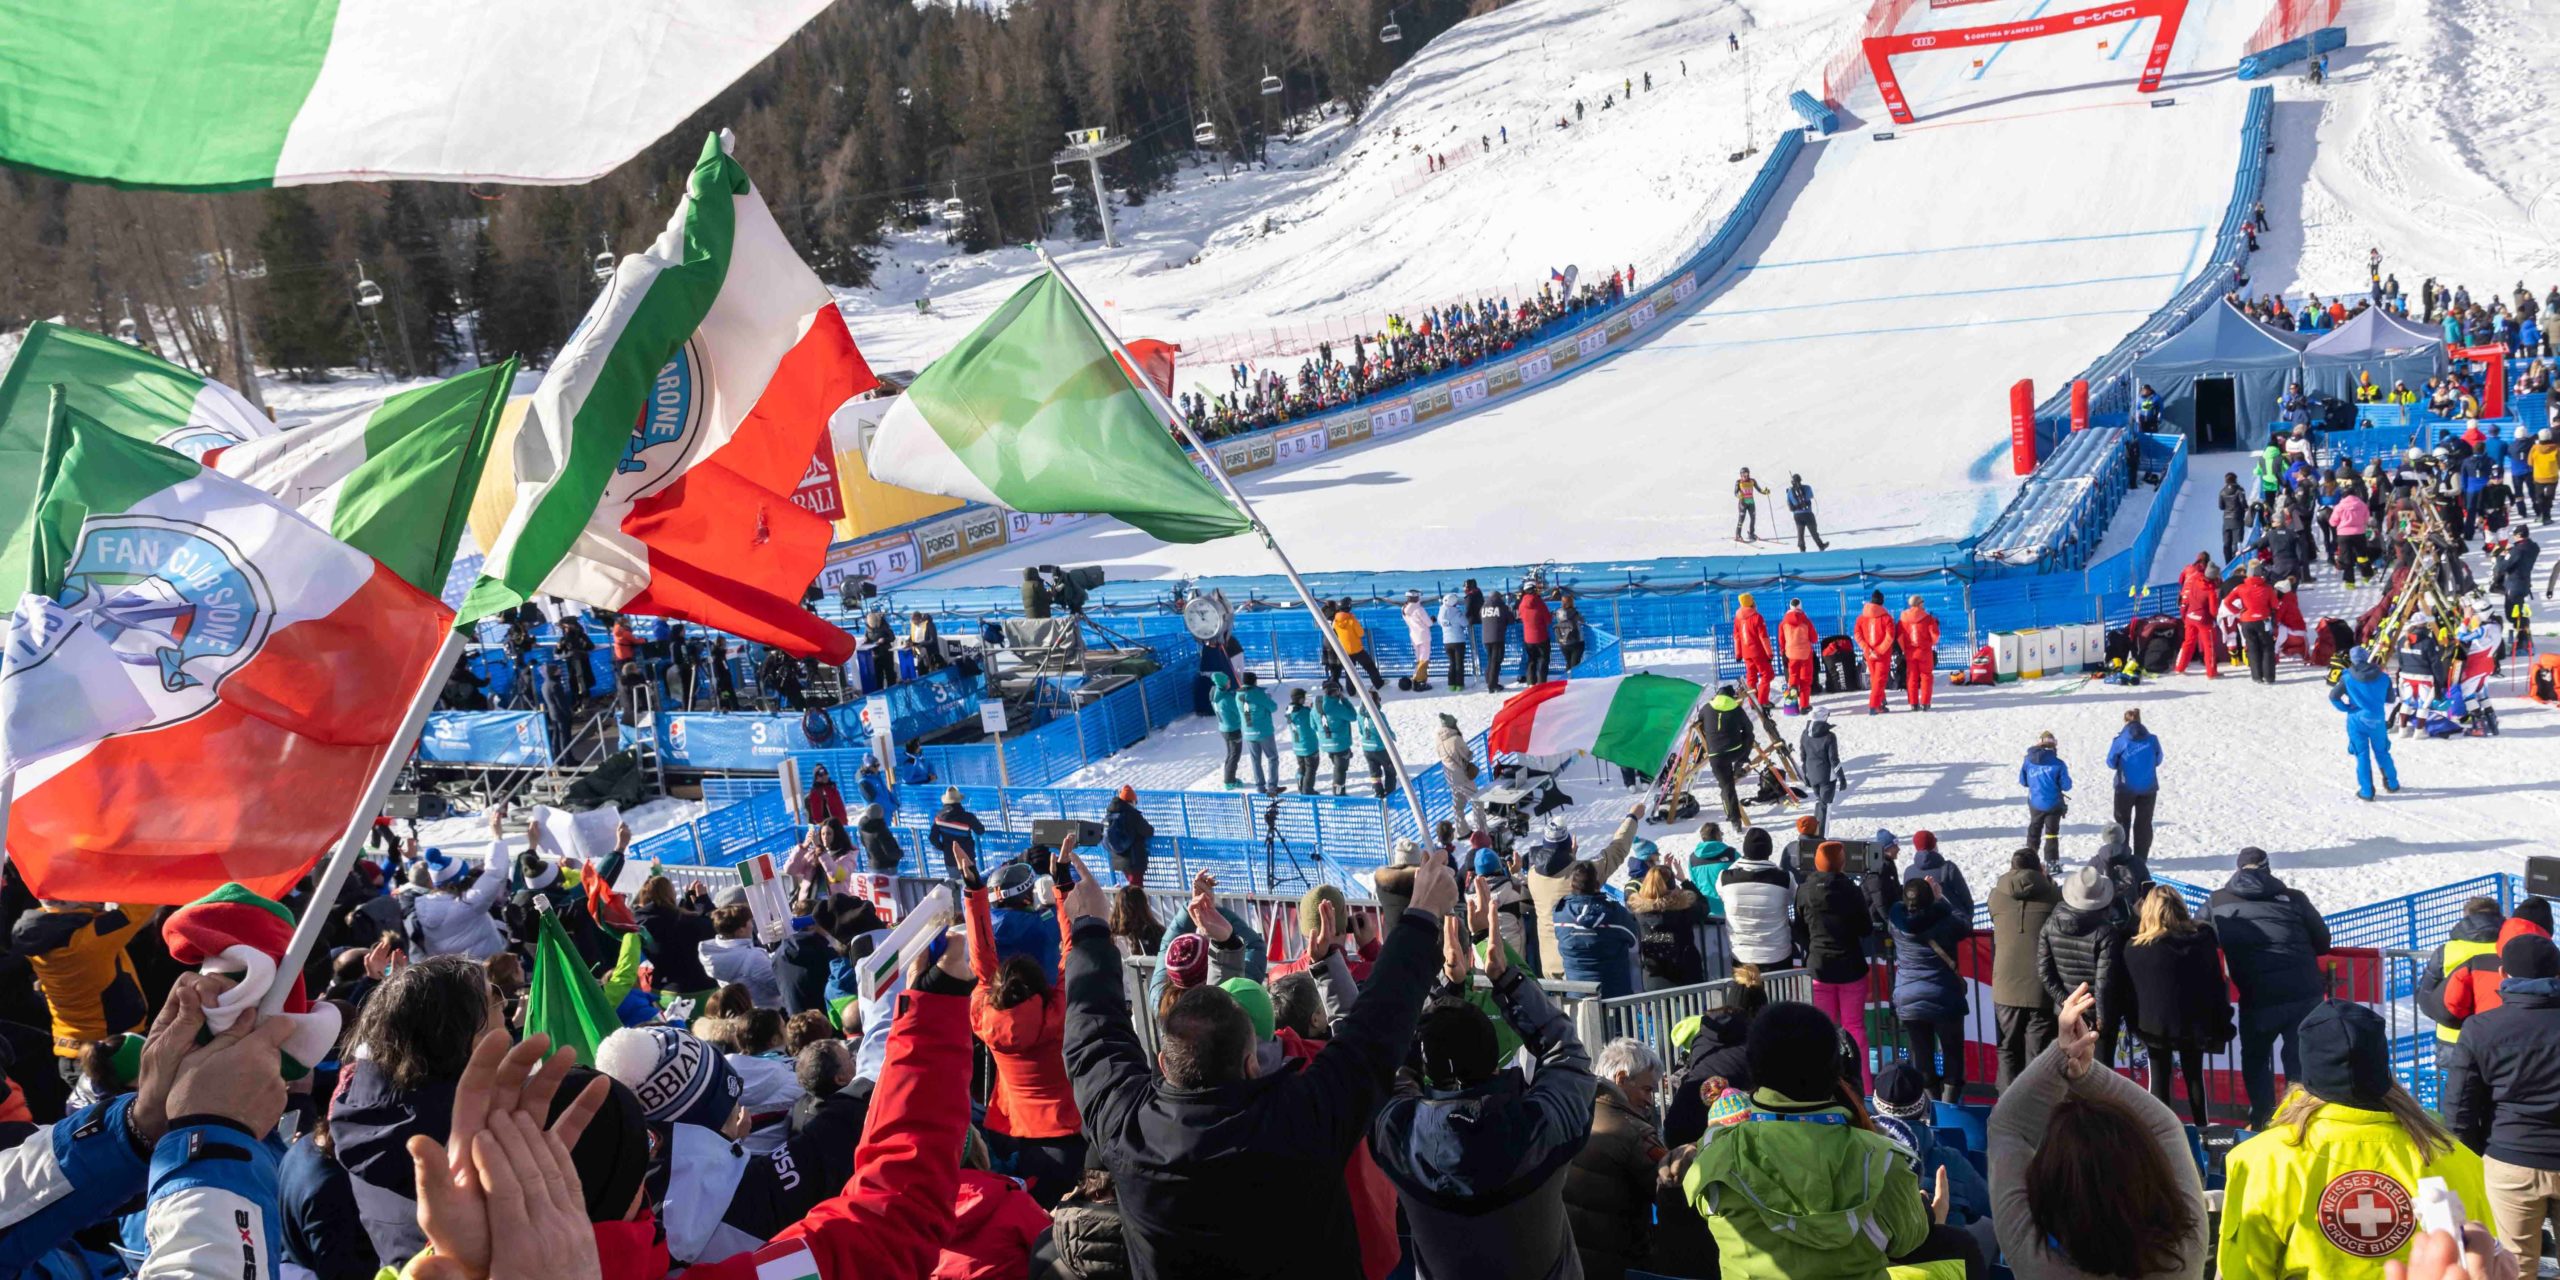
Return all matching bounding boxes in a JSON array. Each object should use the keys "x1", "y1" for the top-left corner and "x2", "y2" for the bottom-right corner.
[
  {"x1": 114, "y1": 317, "x2": 139, "y2": 344},
  {"x1": 1260, "y1": 67, "x2": 1283, "y2": 96},
  {"x1": 591, "y1": 251, "x2": 615, "y2": 283},
  {"x1": 1193, "y1": 119, "x2": 1219, "y2": 146},
  {"x1": 1380, "y1": 11, "x2": 1403, "y2": 43},
  {"x1": 940, "y1": 183, "x2": 965, "y2": 221},
  {"x1": 354, "y1": 273, "x2": 384, "y2": 308},
  {"x1": 1051, "y1": 171, "x2": 1075, "y2": 198}
]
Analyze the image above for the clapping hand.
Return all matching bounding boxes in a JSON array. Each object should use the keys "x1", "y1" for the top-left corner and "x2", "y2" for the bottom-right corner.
[
  {"x1": 409, "y1": 1031, "x2": 608, "y2": 1280},
  {"x1": 2056, "y1": 983, "x2": 2098, "y2": 1080},
  {"x1": 1408, "y1": 846, "x2": 1459, "y2": 918},
  {"x1": 1441, "y1": 913, "x2": 1473, "y2": 986},
  {"x1": 1308, "y1": 898, "x2": 1343, "y2": 962},
  {"x1": 1187, "y1": 873, "x2": 1233, "y2": 942}
]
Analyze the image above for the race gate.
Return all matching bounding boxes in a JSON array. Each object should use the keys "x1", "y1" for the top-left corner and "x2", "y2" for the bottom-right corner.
[{"x1": 1862, "y1": 0, "x2": 2191, "y2": 124}]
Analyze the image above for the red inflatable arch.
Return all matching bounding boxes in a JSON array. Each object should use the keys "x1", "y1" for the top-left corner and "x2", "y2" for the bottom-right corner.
[{"x1": 1862, "y1": 0, "x2": 2191, "y2": 124}]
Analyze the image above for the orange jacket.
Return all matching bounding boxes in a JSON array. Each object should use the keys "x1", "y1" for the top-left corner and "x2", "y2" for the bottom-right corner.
[
  {"x1": 1333, "y1": 611, "x2": 1367, "y2": 656},
  {"x1": 1854, "y1": 603, "x2": 1898, "y2": 660},
  {"x1": 1779, "y1": 609, "x2": 1818, "y2": 662},
  {"x1": 965, "y1": 887, "x2": 1081, "y2": 1139},
  {"x1": 1733, "y1": 606, "x2": 1773, "y2": 664},
  {"x1": 1898, "y1": 606, "x2": 1940, "y2": 655},
  {"x1": 2446, "y1": 917, "x2": 2554, "y2": 1021},
  {"x1": 2227, "y1": 578, "x2": 2276, "y2": 624}
]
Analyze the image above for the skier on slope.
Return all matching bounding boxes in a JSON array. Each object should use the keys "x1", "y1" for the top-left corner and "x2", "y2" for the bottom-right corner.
[
  {"x1": 1779, "y1": 599, "x2": 1820, "y2": 715},
  {"x1": 1732, "y1": 592, "x2": 1776, "y2": 707},
  {"x1": 1854, "y1": 590, "x2": 1899, "y2": 715},
  {"x1": 1734, "y1": 467, "x2": 1771, "y2": 542},
  {"x1": 2329, "y1": 647, "x2": 2402, "y2": 801},
  {"x1": 1784, "y1": 474, "x2": 1830, "y2": 552}
]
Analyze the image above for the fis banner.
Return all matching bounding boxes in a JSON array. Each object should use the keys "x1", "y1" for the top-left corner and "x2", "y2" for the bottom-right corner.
[
  {"x1": 658, "y1": 708, "x2": 862, "y2": 770},
  {"x1": 419, "y1": 711, "x2": 555, "y2": 767}
]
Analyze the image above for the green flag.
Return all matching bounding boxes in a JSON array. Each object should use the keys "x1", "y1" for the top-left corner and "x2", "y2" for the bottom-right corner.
[
  {"x1": 861, "y1": 271, "x2": 1250, "y2": 544},
  {"x1": 525, "y1": 912, "x2": 620, "y2": 1065}
]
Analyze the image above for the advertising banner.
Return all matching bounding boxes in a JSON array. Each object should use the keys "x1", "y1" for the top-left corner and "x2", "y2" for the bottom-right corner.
[
  {"x1": 1865, "y1": 0, "x2": 2188, "y2": 123},
  {"x1": 791, "y1": 441, "x2": 847, "y2": 521},
  {"x1": 659, "y1": 709, "x2": 862, "y2": 770},
  {"x1": 419, "y1": 711, "x2": 554, "y2": 767}
]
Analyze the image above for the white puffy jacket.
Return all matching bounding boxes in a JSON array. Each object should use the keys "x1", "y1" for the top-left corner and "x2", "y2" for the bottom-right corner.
[
  {"x1": 1715, "y1": 855, "x2": 1797, "y2": 966},
  {"x1": 406, "y1": 841, "x2": 509, "y2": 961}
]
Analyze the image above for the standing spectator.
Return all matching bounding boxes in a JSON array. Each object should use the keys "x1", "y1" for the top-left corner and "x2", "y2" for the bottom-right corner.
[
  {"x1": 1354, "y1": 701, "x2": 1396, "y2": 798},
  {"x1": 12, "y1": 898, "x2": 148, "y2": 1083},
  {"x1": 1568, "y1": 1038, "x2": 1671, "y2": 1280},
  {"x1": 1988, "y1": 849, "x2": 2062, "y2": 1088},
  {"x1": 1518, "y1": 585, "x2": 1554, "y2": 685},
  {"x1": 1436, "y1": 591, "x2": 1469, "y2": 690},
  {"x1": 1481, "y1": 590, "x2": 1513, "y2": 693},
  {"x1": 802, "y1": 764, "x2": 848, "y2": 827},
  {"x1": 1989, "y1": 986, "x2": 2210, "y2": 1279},
  {"x1": 1717, "y1": 828, "x2": 1795, "y2": 971},
  {"x1": 2019, "y1": 731, "x2": 2074, "y2": 872},
  {"x1": 1779, "y1": 599, "x2": 1819, "y2": 714},
  {"x1": 2442, "y1": 898, "x2": 2556, "y2": 1031},
  {"x1": 1332, "y1": 599, "x2": 1385, "y2": 693},
  {"x1": 1629, "y1": 862, "x2": 1710, "y2": 991},
  {"x1": 1678, "y1": 1002, "x2": 1931, "y2": 1274},
  {"x1": 1795, "y1": 841, "x2": 1875, "y2": 1087},
  {"x1": 1102, "y1": 786, "x2": 1154, "y2": 887},
  {"x1": 1889, "y1": 877, "x2": 1973, "y2": 1103},
  {"x1": 1853, "y1": 591, "x2": 1899, "y2": 715},
  {"x1": 2218, "y1": 471, "x2": 2251, "y2": 562},
  {"x1": 1732, "y1": 592, "x2": 1776, "y2": 707},
  {"x1": 2219, "y1": 1002, "x2": 2488, "y2": 1276},
  {"x1": 1286, "y1": 689, "x2": 1322, "y2": 798},
  {"x1": 2207, "y1": 846, "x2": 2333, "y2": 1129},
  {"x1": 1800, "y1": 705, "x2": 1848, "y2": 833},
  {"x1": 929, "y1": 787, "x2": 988, "y2": 880},
  {"x1": 1554, "y1": 861, "x2": 1645, "y2": 997},
  {"x1": 1435, "y1": 713, "x2": 1480, "y2": 826},
  {"x1": 1784, "y1": 473, "x2": 1830, "y2": 552},
  {"x1": 633, "y1": 875, "x2": 719, "y2": 1006},
  {"x1": 698, "y1": 905, "x2": 783, "y2": 1007},
  {"x1": 1900, "y1": 830, "x2": 1973, "y2": 923},
  {"x1": 2417, "y1": 895, "x2": 2507, "y2": 1145},
  {"x1": 1209, "y1": 671, "x2": 1244, "y2": 790},
  {"x1": 2333, "y1": 485, "x2": 2373, "y2": 586},
  {"x1": 1524, "y1": 803, "x2": 1644, "y2": 980},
  {"x1": 1317, "y1": 682, "x2": 1357, "y2": 796},
  {"x1": 1058, "y1": 847, "x2": 1453, "y2": 1278},
  {"x1": 556, "y1": 613, "x2": 596, "y2": 701},
  {"x1": 2104, "y1": 709, "x2": 2163, "y2": 863},
  {"x1": 1400, "y1": 589, "x2": 1436, "y2": 691},
  {"x1": 1558, "y1": 588, "x2": 1588, "y2": 673},
  {"x1": 1369, "y1": 910, "x2": 1595, "y2": 1280},
  {"x1": 2038, "y1": 866, "x2": 2131, "y2": 1071},
  {"x1": 2451, "y1": 932, "x2": 2560, "y2": 1267},
  {"x1": 957, "y1": 847, "x2": 1085, "y2": 1209},
  {"x1": 1701, "y1": 685, "x2": 1755, "y2": 829},
  {"x1": 2121, "y1": 886, "x2": 2233, "y2": 1129},
  {"x1": 1897, "y1": 596, "x2": 1939, "y2": 711},
  {"x1": 1237, "y1": 671, "x2": 1280, "y2": 796},
  {"x1": 1463, "y1": 578, "x2": 1486, "y2": 677}
]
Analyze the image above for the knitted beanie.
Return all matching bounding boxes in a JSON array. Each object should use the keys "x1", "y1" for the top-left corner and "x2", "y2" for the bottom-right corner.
[{"x1": 594, "y1": 1025, "x2": 742, "y2": 1131}]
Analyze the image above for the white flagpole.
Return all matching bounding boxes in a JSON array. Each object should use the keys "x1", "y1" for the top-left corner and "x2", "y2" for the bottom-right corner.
[
  {"x1": 1033, "y1": 247, "x2": 1438, "y2": 843},
  {"x1": 263, "y1": 628, "x2": 465, "y2": 1013}
]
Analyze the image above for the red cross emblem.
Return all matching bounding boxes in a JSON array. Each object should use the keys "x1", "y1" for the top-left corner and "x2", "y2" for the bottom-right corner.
[{"x1": 2318, "y1": 1170, "x2": 2415, "y2": 1258}]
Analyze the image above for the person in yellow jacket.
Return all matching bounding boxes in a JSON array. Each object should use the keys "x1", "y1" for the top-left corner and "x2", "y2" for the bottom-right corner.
[
  {"x1": 10, "y1": 900, "x2": 149, "y2": 1077},
  {"x1": 1330, "y1": 596, "x2": 1385, "y2": 691},
  {"x1": 2218, "y1": 1001, "x2": 2495, "y2": 1278}
]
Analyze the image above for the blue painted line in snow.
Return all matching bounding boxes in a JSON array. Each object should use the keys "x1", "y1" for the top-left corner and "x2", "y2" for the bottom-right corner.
[
  {"x1": 1730, "y1": 272, "x2": 2182, "y2": 315},
  {"x1": 1657, "y1": 306, "x2": 2158, "y2": 350},
  {"x1": 2178, "y1": 226, "x2": 2205, "y2": 283},
  {"x1": 1968, "y1": 437, "x2": 2010, "y2": 482},
  {"x1": 2106, "y1": 16, "x2": 2150, "y2": 60},
  {"x1": 1741, "y1": 226, "x2": 2204, "y2": 270},
  {"x1": 1973, "y1": 0, "x2": 2061, "y2": 79}
]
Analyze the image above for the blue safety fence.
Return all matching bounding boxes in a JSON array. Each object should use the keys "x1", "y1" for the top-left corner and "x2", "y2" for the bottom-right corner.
[
  {"x1": 1787, "y1": 90, "x2": 1837, "y2": 135},
  {"x1": 701, "y1": 776, "x2": 784, "y2": 808},
  {"x1": 2238, "y1": 24, "x2": 2345, "y2": 79},
  {"x1": 2078, "y1": 433, "x2": 2192, "y2": 598}
]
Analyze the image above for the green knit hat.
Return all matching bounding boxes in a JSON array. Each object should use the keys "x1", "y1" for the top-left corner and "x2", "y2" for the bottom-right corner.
[
  {"x1": 1297, "y1": 884, "x2": 1348, "y2": 940},
  {"x1": 1220, "y1": 978, "x2": 1276, "y2": 1042}
]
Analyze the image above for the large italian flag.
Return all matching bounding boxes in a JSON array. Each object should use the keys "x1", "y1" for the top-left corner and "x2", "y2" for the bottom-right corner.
[
  {"x1": 0, "y1": 324, "x2": 277, "y2": 602},
  {"x1": 865, "y1": 272, "x2": 1251, "y2": 544},
  {"x1": 1, "y1": 401, "x2": 453, "y2": 904},
  {"x1": 205, "y1": 359, "x2": 516, "y2": 595},
  {"x1": 0, "y1": 0, "x2": 831, "y2": 190},
  {"x1": 463, "y1": 132, "x2": 870, "y2": 662},
  {"x1": 1488, "y1": 674, "x2": 1706, "y2": 772}
]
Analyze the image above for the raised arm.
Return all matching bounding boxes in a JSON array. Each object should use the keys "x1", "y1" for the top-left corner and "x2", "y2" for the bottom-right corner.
[{"x1": 1055, "y1": 849, "x2": 1152, "y2": 1141}]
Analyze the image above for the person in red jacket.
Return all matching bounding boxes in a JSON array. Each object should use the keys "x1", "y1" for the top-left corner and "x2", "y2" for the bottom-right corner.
[
  {"x1": 2174, "y1": 555, "x2": 2220, "y2": 678},
  {"x1": 1733, "y1": 593, "x2": 1776, "y2": 707},
  {"x1": 1779, "y1": 600, "x2": 1820, "y2": 714},
  {"x1": 1853, "y1": 590, "x2": 1899, "y2": 714},
  {"x1": 2273, "y1": 579, "x2": 2310, "y2": 662},
  {"x1": 935, "y1": 1147, "x2": 1052, "y2": 1279},
  {"x1": 2227, "y1": 564, "x2": 2279, "y2": 684},
  {"x1": 1898, "y1": 596, "x2": 1940, "y2": 711},
  {"x1": 2446, "y1": 901, "x2": 2557, "y2": 1023},
  {"x1": 1517, "y1": 586, "x2": 1555, "y2": 684},
  {"x1": 961, "y1": 846, "x2": 1085, "y2": 1207},
  {"x1": 804, "y1": 764, "x2": 850, "y2": 826}
]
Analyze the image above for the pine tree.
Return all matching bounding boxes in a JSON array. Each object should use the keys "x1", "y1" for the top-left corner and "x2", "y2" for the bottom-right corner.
[
  {"x1": 249, "y1": 188, "x2": 355, "y2": 380},
  {"x1": 385, "y1": 184, "x2": 461, "y2": 371}
]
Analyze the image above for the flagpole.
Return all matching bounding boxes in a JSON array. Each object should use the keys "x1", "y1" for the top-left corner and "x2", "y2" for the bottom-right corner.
[
  {"x1": 1032, "y1": 247, "x2": 1438, "y2": 845},
  {"x1": 262, "y1": 628, "x2": 465, "y2": 1013}
]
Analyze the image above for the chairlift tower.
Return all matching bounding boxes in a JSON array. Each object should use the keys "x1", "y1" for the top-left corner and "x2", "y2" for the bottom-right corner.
[{"x1": 1054, "y1": 127, "x2": 1132, "y2": 249}]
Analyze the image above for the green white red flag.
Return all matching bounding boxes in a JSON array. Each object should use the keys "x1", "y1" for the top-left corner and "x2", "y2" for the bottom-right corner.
[
  {"x1": 1, "y1": 399, "x2": 452, "y2": 903},
  {"x1": 1488, "y1": 674, "x2": 1705, "y2": 772},
  {"x1": 463, "y1": 132, "x2": 872, "y2": 662}
]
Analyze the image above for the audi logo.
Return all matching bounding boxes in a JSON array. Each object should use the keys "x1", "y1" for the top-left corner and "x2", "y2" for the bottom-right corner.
[{"x1": 1909, "y1": 35, "x2": 1938, "y2": 46}]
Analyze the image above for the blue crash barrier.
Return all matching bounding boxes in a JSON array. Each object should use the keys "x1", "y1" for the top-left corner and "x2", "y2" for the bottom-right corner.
[
  {"x1": 417, "y1": 711, "x2": 554, "y2": 767},
  {"x1": 1787, "y1": 90, "x2": 1837, "y2": 135}
]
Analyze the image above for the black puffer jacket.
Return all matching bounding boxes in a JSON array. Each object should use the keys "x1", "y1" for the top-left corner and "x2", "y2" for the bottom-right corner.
[
  {"x1": 1042, "y1": 1185, "x2": 1135, "y2": 1280},
  {"x1": 2206, "y1": 866, "x2": 2332, "y2": 1008},
  {"x1": 2123, "y1": 925, "x2": 2235, "y2": 1049},
  {"x1": 1663, "y1": 1010, "x2": 1754, "y2": 1147},
  {"x1": 2037, "y1": 902, "x2": 2131, "y2": 1029},
  {"x1": 1794, "y1": 871, "x2": 1873, "y2": 985},
  {"x1": 634, "y1": 902, "x2": 718, "y2": 994}
]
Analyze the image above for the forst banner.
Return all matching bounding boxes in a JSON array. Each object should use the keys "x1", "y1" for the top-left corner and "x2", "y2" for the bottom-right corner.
[
  {"x1": 1863, "y1": 0, "x2": 2189, "y2": 123},
  {"x1": 418, "y1": 711, "x2": 555, "y2": 767}
]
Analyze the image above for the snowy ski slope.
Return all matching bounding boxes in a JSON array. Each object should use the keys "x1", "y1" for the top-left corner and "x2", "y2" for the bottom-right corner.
[{"x1": 915, "y1": 0, "x2": 2267, "y2": 587}]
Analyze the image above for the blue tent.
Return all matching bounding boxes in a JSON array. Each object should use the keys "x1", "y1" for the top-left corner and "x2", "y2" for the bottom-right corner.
[
  {"x1": 2299, "y1": 305, "x2": 2446, "y2": 402},
  {"x1": 2130, "y1": 300, "x2": 2309, "y2": 451}
]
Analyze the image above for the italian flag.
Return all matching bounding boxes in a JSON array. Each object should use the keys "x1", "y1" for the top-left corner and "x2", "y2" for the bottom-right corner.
[
  {"x1": 865, "y1": 272, "x2": 1251, "y2": 545},
  {"x1": 204, "y1": 359, "x2": 515, "y2": 595},
  {"x1": 1488, "y1": 674, "x2": 1706, "y2": 771},
  {"x1": 0, "y1": 323, "x2": 277, "y2": 602},
  {"x1": 1, "y1": 400, "x2": 453, "y2": 904},
  {"x1": 0, "y1": 0, "x2": 832, "y2": 190},
  {"x1": 464, "y1": 132, "x2": 871, "y2": 662}
]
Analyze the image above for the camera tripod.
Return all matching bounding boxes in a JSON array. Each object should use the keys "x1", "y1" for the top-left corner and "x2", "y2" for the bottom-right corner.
[{"x1": 1262, "y1": 798, "x2": 1316, "y2": 892}]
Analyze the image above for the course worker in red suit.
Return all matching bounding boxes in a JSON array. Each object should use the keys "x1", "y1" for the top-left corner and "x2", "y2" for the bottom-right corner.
[
  {"x1": 2174, "y1": 553, "x2": 2220, "y2": 678},
  {"x1": 1853, "y1": 590, "x2": 1900, "y2": 714},
  {"x1": 1779, "y1": 600, "x2": 1820, "y2": 714},
  {"x1": 1897, "y1": 596, "x2": 1940, "y2": 710},
  {"x1": 1733, "y1": 592, "x2": 1776, "y2": 706},
  {"x1": 2227, "y1": 564, "x2": 2279, "y2": 684}
]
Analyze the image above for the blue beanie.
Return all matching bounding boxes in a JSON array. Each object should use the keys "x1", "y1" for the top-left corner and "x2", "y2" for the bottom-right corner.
[{"x1": 1472, "y1": 846, "x2": 1506, "y2": 878}]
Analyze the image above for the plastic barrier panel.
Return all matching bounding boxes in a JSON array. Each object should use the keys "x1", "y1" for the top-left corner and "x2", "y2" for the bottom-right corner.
[
  {"x1": 418, "y1": 711, "x2": 554, "y2": 767},
  {"x1": 1786, "y1": 89, "x2": 1838, "y2": 134},
  {"x1": 660, "y1": 710, "x2": 862, "y2": 771}
]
